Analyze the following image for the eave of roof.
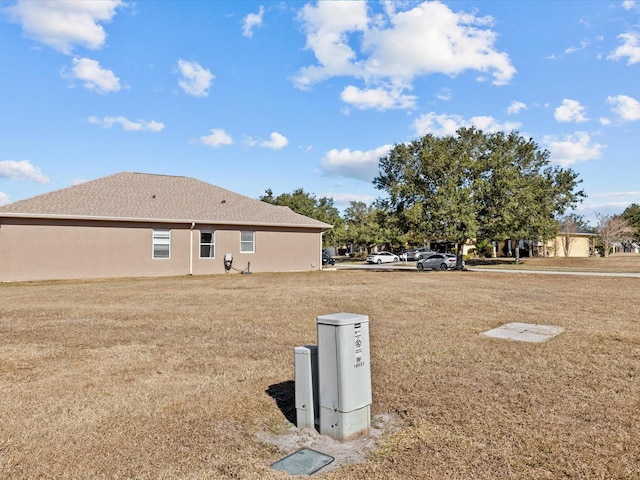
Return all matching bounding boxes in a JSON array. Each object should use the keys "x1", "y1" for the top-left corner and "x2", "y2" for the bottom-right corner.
[{"x1": 0, "y1": 212, "x2": 333, "y2": 229}]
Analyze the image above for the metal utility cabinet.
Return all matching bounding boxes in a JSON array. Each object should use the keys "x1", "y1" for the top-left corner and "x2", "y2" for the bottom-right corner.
[
  {"x1": 294, "y1": 345, "x2": 318, "y2": 429},
  {"x1": 316, "y1": 313, "x2": 372, "y2": 441}
]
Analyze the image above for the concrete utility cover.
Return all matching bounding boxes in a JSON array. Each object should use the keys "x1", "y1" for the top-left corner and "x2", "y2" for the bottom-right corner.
[
  {"x1": 271, "y1": 448, "x2": 334, "y2": 476},
  {"x1": 480, "y1": 322, "x2": 564, "y2": 343}
]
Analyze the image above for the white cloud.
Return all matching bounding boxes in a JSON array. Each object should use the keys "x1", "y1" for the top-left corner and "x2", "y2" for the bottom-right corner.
[
  {"x1": 367, "y1": 3, "x2": 516, "y2": 85},
  {"x1": 88, "y1": 116, "x2": 164, "y2": 132},
  {"x1": 244, "y1": 137, "x2": 258, "y2": 148},
  {"x1": 320, "y1": 144, "x2": 392, "y2": 182},
  {"x1": 507, "y1": 100, "x2": 527, "y2": 115},
  {"x1": 0, "y1": 192, "x2": 9, "y2": 206},
  {"x1": 554, "y1": 99, "x2": 588, "y2": 123},
  {"x1": 413, "y1": 112, "x2": 520, "y2": 137},
  {"x1": 294, "y1": 1, "x2": 515, "y2": 107},
  {"x1": 340, "y1": 85, "x2": 416, "y2": 110},
  {"x1": 321, "y1": 192, "x2": 376, "y2": 207},
  {"x1": 6, "y1": 0, "x2": 123, "y2": 54},
  {"x1": 607, "y1": 94, "x2": 640, "y2": 121},
  {"x1": 294, "y1": 1, "x2": 369, "y2": 89},
  {"x1": 414, "y1": 112, "x2": 464, "y2": 136},
  {"x1": 65, "y1": 57, "x2": 120, "y2": 93},
  {"x1": 543, "y1": 131, "x2": 604, "y2": 166},
  {"x1": 242, "y1": 5, "x2": 264, "y2": 38},
  {"x1": 622, "y1": 1, "x2": 636, "y2": 10},
  {"x1": 507, "y1": 101, "x2": 527, "y2": 115},
  {"x1": 576, "y1": 189, "x2": 640, "y2": 224},
  {"x1": 436, "y1": 88, "x2": 452, "y2": 101},
  {"x1": 199, "y1": 129, "x2": 233, "y2": 147},
  {"x1": 177, "y1": 60, "x2": 214, "y2": 97},
  {"x1": 260, "y1": 132, "x2": 288, "y2": 150},
  {"x1": 564, "y1": 39, "x2": 590, "y2": 55},
  {"x1": 590, "y1": 191, "x2": 640, "y2": 199},
  {"x1": 609, "y1": 32, "x2": 640, "y2": 65},
  {"x1": 0, "y1": 160, "x2": 50, "y2": 183}
]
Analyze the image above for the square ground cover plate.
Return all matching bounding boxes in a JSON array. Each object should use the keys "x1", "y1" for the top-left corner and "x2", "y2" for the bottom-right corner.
[
  {"x1": 270, "y1": 448, "x2": 335, "y2": 476},
  {"x1": 480, "y1": 322, "x2": 564, "y2": 343}
]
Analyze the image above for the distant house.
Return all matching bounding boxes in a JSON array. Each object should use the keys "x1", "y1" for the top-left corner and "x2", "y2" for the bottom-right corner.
[
  {"x1": 548, "y1": 231, "x2": 597, "y2": 257},
  {"x1": 489, "y1": 231, "x2": 597, "y2": 258},
  {"x1": 611, "y1": 241, "x2": 640, "y2": 254},
  {"x1": 0, "y1": 172, "x2": 332, "y2": 282}
]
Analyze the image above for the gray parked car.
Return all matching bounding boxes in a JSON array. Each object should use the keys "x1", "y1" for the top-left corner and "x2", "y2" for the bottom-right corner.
[
  {"x1": 416, "y1": 253, "x2": 462, "y2": 271},
  {"x1": 405, "y1": 247, "x2": 436, "y2": 261}
]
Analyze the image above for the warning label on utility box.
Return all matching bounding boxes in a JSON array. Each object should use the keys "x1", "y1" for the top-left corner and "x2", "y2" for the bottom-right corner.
[{"x1": 354, "y1": 323, "x2": 365, "y2": 368}]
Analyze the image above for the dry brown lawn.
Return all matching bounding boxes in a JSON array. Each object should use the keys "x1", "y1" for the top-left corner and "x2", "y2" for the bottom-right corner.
[
  {"x1": 468, "y1": 253, "x2": 640, "y2": 273},
  {"x1": 1, "y1": 257, "x2": 639, "y2": 479}
]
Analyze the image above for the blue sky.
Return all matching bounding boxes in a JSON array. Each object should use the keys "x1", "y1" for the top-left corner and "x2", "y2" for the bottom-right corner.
[{"x1": 1, "y1": 1, "x2": 639, "y2": 226}]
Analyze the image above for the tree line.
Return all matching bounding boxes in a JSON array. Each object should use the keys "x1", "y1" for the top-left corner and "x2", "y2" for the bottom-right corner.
[{"x1": 261, "y1": 129, "x2": 639, "y2": 260}]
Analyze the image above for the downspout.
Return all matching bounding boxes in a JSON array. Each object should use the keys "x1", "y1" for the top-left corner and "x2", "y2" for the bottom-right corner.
[{"x1": 189, "y1": 222, "x2": 195, "y2": 275}]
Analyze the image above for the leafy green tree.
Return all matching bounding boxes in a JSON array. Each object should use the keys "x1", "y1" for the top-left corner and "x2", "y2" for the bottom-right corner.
[
  {"x1": 477, "y1": 131, "x2": 584, "y2": 262},
  {"x1": 259, "y1": 188, "x2": 343, "y2": 248},
  {"x1": 342, "y1": 202, "x2": 405, "y2": 254},
  {"x1": 260, "y1": 188, "x2": 316, "y2": 217},
  {"x1": 621, "y1": 203, "x2": 640, "y2": 243},
  {"x1": 375, "y1": 130, "x2": 481, "y2": 267},
  {"x1": 342, "y1": 201, "x2": 371, "y2": 252},
  {"x1": 374, "y1": 128, "x2": 585, "y2": 265}
]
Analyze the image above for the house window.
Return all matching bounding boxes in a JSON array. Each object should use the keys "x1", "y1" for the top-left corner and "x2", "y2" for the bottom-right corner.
[
  {"x1": 200, "y1": 230, "x2": 215, "y2": 258},
  {"x1": 240, "y1": 231, "x2": 255, "y2": 253},
  {"x1": 153, "y1": 229, "x2": 170, "y2": 259}
]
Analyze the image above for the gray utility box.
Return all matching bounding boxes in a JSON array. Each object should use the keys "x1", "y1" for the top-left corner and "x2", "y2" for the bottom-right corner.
[
  {"x1": 317, "y1": 313, "x2": 372, "y2": 442},
  {"x1": 294, "y1": 345, "x2": 319, "y2": 429}
]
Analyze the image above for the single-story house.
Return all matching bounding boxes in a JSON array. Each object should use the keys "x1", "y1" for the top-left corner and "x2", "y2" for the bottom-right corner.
[
  {"x1": 547, "y1": 231, "x2": 597, "y2": 257},
  {"x1": 0, "y1": 172, "x2": 332, "y2": 282},
  {"x1": 611, "y1": 241, "x2": 640, "y2": 254},
  {"x1": 486, "y1": 232, "x2": 597, "y2": 258}
]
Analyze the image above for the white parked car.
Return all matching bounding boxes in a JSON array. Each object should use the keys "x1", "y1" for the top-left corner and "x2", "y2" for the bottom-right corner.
[{"x1": 366, "y1": 251, "x2": 400, "y2": 264}]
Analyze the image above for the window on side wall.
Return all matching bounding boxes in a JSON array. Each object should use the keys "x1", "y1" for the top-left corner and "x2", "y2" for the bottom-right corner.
[
  {"x1": 240, "y1": 231, "x2": 255, "y2": 253},
  {"x1": 200, "y1": 230, "x2": 215, "y2": 258},
  {"x1": 153, "y1": 229, "x2": 170, "y2": 259}
]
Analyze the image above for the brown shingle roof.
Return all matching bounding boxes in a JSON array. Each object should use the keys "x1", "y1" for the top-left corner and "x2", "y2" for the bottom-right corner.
[{"x1": 0, "y1": 172, "x2": 332, "y2": 229}]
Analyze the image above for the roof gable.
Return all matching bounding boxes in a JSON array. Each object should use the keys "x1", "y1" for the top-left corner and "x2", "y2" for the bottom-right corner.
[{"x1": 0, "y1": 172, "x2": 332, "y2": 229}]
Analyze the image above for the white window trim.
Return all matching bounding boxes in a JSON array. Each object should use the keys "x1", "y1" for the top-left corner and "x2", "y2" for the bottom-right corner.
[
  {"x1": 199, "y1": 230, "x2": 216, "y2": 259},
  {"x1": 240, "y1": 230, "x2": 255, "y2": 253},
  {"x1": 153, "y1": 229, "x2": 171, "y2": 259}
]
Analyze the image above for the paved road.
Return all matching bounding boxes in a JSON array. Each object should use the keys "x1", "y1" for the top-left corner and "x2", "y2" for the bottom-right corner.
[
  {"x1": 330, "y1": 263, "x2": 640, "y2": 278},
  {"x1": 331, "y1": 262, "x2": 416, "y2": 271}
]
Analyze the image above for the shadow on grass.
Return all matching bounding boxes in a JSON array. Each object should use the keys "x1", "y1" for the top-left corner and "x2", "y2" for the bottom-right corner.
[
  {"x1": 466, "y1": 258, "x2": 518, "y2": 266},
  {"x1": 266, "y1": 380, "x2": 297, "y2": 426}
]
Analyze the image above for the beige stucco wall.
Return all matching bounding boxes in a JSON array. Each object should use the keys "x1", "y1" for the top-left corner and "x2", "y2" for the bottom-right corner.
[
  {"x1": 0, "y1": 218, "x2": 324, "y2": 282},
  {"x1": 191, "y1": 225, "x2": 324, "y2": 275},
  {"x1": 549, "y1": 235, "x2": 592, "y2": 257}
]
